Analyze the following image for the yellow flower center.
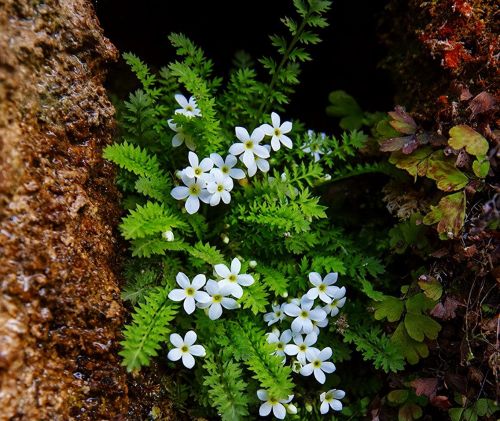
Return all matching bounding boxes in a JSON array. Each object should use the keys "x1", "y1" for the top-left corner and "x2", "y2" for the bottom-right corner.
[
  {"x1": 229, "y1": 274, "x2": 237, "y2": 282},
  {"x1": 313, "y1": 360, "x2": 321, "y2": 368},
  {"x1": 181, "y1": 345, "x2": 189, "y2": 353},
  {"x1": 276, "y1": 343, "x2": 284, "y2": 350},
  {"x1": 221, "y1": 165, "x2": 229, "y2": 174},
  {"x1": 213, "y1": 294, "x2": 222, "y2": 303},
  {"x1": 217, "y1": 184, "x2": 224, "y2": 192},
  {"x1": 270, "y1": 397, "x2": 278, "y2": 405},
  {"x1": 194, "y1": 167, "x2": 202, "y2": 175},
  {"x1": 244, "y1": 140, "x2": 253, "y2": 149},
  {"x1": 186, "y1": 287, "x2": 195, "y2": 296},
  {"x1": 189, "y1": 184, "x2": 200, "y2": 195},
  {"x1": 186, "y1": 105, "x2": 193, "y2": 112},
  {"x1": 300, "y1": 310, "x2": 309, "y2": 318},
  {"x1": 319, "y1": 284, "x2": 326, "y2": 292},
  {"x1": 274, "y1": 128, "x2": 281, "y2": 136},
  {"x1": 299, "y1": 344, "x2": 307, "y2": 352},
  {"x1": 276, "y1": 311, "x2": 282, "y2": 317}
]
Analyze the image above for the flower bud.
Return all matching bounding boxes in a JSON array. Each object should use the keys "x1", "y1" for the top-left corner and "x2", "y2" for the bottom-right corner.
[
  {"x1": 249, "y1": 260, "x2": 257, "y2": 268},
  {"x1": 281, "y1": 291, "x2": 288, "y2": 298},
  {"x1": 305, "y1": 403, "x2": 313, "y2": 412},
  {"x1": 222, "y1": 234, "x2": 229, "y2": 244},
  {"x1": 324, "y1": 174, "x2": 332, "y2": 181},
  {"x1": 175, "y1": 170, "x2": 183, "y2": 179},
  {"x1": 286, "y1": 403, "x2": 297, "y2": 415},
  {"x1": 162, "y1": 230, "x2": 175, "y2": 242}
]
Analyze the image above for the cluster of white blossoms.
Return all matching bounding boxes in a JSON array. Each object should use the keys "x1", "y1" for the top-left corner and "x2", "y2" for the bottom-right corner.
[
  {"x1": 259, "y1": 272, "x2": 346, "y2": 418},
  {"x1": 169, "y1": 94, "x2": 293, "y2": 214},
  {"x1": 166, "y1": 258, "x2": 254, "y2": 368}
]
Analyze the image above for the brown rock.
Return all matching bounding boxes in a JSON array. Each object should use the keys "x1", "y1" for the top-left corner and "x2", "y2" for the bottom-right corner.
[{"x1": 0, "y1": 0, "x2": 128, "y2": 419}]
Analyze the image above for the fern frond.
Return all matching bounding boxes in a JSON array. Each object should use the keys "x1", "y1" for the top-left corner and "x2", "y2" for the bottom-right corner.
[
  {"x1": 119, "y1": 287, "x2": 178, "y2": 371},
  {"x1": 103, "y1": 141, "x2": 162, "y2": 178}
]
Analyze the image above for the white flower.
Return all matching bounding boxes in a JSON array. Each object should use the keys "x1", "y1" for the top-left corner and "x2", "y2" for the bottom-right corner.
[
  {"x1": 175, "y1": 94, "x2": 201, "y2": 117},
  {"x1": 323, "y1": 287, "x2": 347, "y2": 317},
  {"x1": 184, "y1": 151, "x2": 213, "y2": 181},
  {"x1": 229, "y1": 126, "x2": 269, "y2": 175},
  {"x1": 320, "y1": 389, "x2": 345, "y2": 414},
  {"x1": 167, "y1": 330, "x2": 205, "y2": 369},
  {"x1": 206, "y1": 169, "x2": 233, "y2": 206},
  {"x1": 312, "y1": 314, "x2": 329, "y2": 335},
  {"x1": 244, "y1": 144, "x2": 270, "y2": 177},
  {"x1": 168, "y1": 119, "x2": 196, "y2": 150},
  {"x1": 171, "y1": 172, "x2": 211, "y2": 214},
  {"x1": 162, "y1": 230, "x2": 175, "y2": 242},
  {"x1": 302, "y1": 130, "x2": 326, "y2": 162},
  {"x1": 306, "y1": 272, "x2": 340, "y2": 304},
  {"x1": 264, "y1": 303, "x2": 286, "y2": 326},
  {"x1": 257, "y1": 390, "x2": 294, "y2": 420},
  {"x1": 284, "y1": 296, "x2": 327, "y2": 334},
  {"x1": 284, "y1": 332, "x2": 319, "y2": 364},
  {"x1": 197, "y1": 280, "x2": 238, "y2": 320},
  {"x1": 260, "y1": 112, "x2": 293, "y2": 151},
  {"x1": 210, "y1": 153, "x2": 245, "y2": 180},
  {"x1": 168, "y1": 272, "x2": 210, "y2": 314},
  {"x1": 300, "y1": 347, "x2": 336, "y2": 384},
  {"x1": 214, "y1": 258, "x2": 254, "y2": 299},
  {"x1": 267, "y1": 328, "x2": 293, "y2": 358}
]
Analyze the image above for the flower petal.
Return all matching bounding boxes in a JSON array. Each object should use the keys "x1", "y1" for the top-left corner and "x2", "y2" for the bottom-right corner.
[
  {"x1": 175, "y1": 94, "x2": 188, "y2": 107},
  {"x1": 235, "y1": 126, "x2": 249, "y2": 141},
  {"x1": 257, "y1": 389, "x2": 268, "y2": 401},
  {"x1": 302, "y1": 318, "x2": 314, "y2": 334},
  {"x1": 251, "y1": 127, "x2": 265, "y2": 142},
  {"x1": 333, "y1": 390, "x2": 346, "y2": 399},
  {"x1": 171, "y1": 186, "x2": 190, "y2": 200},
  {"x1": 256, "y1": 158, "x2": 270, "y2": 172},
  {"x1": 167, "y1": 348, "x2": 182, "y2": 361},
  {"x1": 185, "y1": 195, "x2": 200, "y2": 214},
  {"x1": 184, "y1": 330, "x2": 197, "y2": 346},
  {"x1": 322, "y1": 362, "x2": 336, "y2": 373},
  {"x1": 319, "y1": 291, "x2": 333, "y2": 304},
  {"x1": 291, "y1": 317, "x2": 304, "y2": 333},
  {"x1": 221, "y1": 190, "x2": 231, "y2": 204},
  {"x1": 319, "y1": 347, "x2": 333, "y2": 361},
  {"x1": 172, "y1": 134, "x2": 183, "y2": 147},
  {"x1": 182, "y1": 353, "x2": 195, "y2": 369},
  {"x1": 209, "y1": 192, "x2": 221, "y2": 206},
  {"x1": 271, "y1": 112, "x2": 280, "y2": 127},
  {"x1": 194, "y1": 290, "x2": 210, "y2": 303},
  {"x1": 189, "y1": 344, "x2": 205, "y2": 357},
  {"x1": 306, "y1": 288, "x2": 319, "y2": 300},
  {"x1": 280, "y1": 135, "x2": 293, "y2": 149},
  {"x1": 230, "y1": 258, "x2": 241, "y2": 274},
  {"x1": 188, "y1": 151, "x2": 199, "y2": 168},
  {"x1": 184, "y1": 297, "x2": 196, "y2": 314},
  {"x1": 309, "y1": 308, "x2": 327, "y2": 322},
  {"x1": 214, "y1": 264, "x2": 231, "y2": 278},
  {"x1": 281, "y1": 329, "x2": 293, "y2": 343},
  {"x1": 309, "y1": 272, "x2": 322, "y2": 286},
  {"x1": 168, "y1": 289, "x2": 186, "y2": 302},
  {"x1": 192, "y1": 274, "x2": 206, "y2": 290},
  {"x1": 200, "y1": 158, "x2": 214, "y2": 172},
  {"x1": 271, "y1": 137, "x2": 280, "y2": 151},
  {"x1": 320, "y1": 401, "x2": 330, "y2": 414},
  {"x1": 259, "y1": 402, "x2": 272, "y2": 416},
  {"x1": 208, "y1": 303, "x2": 223, "y2": 320},
  {"x1": 221, "y1": 297, "x2": 238, "y2": 310},
  {"x1": 210, "y1": 153, "x2": 224, "y2": 168},
  {"x1": 273, "y1": 403, "x2": 286, "y2": 420},
  {"x1": 237, "y1": 274, "x2": 254, "y2": 286},
  {"x1": 304, "y1": 332, "x2": 318, "y2": 346},
  {"x1": 324, "y1": 272, "x2": 338, "y2": 285},
  {"x1": 300, "y1": 363, "x2": 314, "y2": 376},
  {"x1": 280, "y1": 121, "x2": 292, "y2": 133},
  {"x1": 229, "y1": 167, "x2": 245, "y2": 180},
  {"x1": 284, "y1": 344, "x2": 299, "y2": 356},
  {"x1": 242, "y1": 151, "x2": 255, "y2": 169},
  {"x1": 228, "y1": 142, "x2": 244, "y2": 155},
  {"x1": 314, "y1": 368, "x2": 326, "y2": 384},
  {"x1": 330, "y1": 400, "x2": 342, "y2": 411},
  {"x1": 170, "y1": 333, "x2": 183, "y2": 348},
  {"x1": 284, "y1": 303, "x2": 300, "y2": 317},
  {"x1": 253, "y1": 144, "x2": 270, "y2": 158}
]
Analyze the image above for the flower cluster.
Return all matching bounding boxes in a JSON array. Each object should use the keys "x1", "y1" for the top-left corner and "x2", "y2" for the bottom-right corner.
[
  {"x1": 301, "y1": 130, "x2": 329, "y2": 162},
  {"x1": 259, "y1": 272, "x2": 347, "y2": 418},
  {"x1": 169, "y1": 95, "x2": 292, "y2": 214},
  {"x1": 166, "y1": 258, "x2": 254, "y2": 368}
]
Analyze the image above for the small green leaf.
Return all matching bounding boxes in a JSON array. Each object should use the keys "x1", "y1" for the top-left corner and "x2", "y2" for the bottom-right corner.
[
  {"x1": 404, "y1": 313, "x2": 441, "y2": 342},
  {"x1": 391, "y1": 324, "x2": 429, "y2": 364},
  {"x1": 399, "y1": 403, "x2": 423, "y2": 421},
  {"x1": 418, "y1": 278, "x2": 443, "y2": 301},
  {"x1": 449, "y1": 407, "x2": 465, "y2": 421},
  {"x1": 388, "y1": 389, "x2": 409, "y2": 404},
  {"x1": 374, "y1": 296, "x2": 404, "y2": 322},
  {"x1": 449, "y1": 125, "x2": 489, "y2": 157},
  {"x1": 472, "y1": 156, "x2": 490, "y2": 178},
  {"x1": 405, "y1": 293, "x2": 436, "y2": 314}
]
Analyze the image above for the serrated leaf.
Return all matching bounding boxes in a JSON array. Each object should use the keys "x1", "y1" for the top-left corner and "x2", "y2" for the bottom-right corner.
[
  {"x1": 448, "y1": 125, "x2": 489, "y2": 157},
  {"x1": 374, "y1": 296, "x2": 404, "y2": 322},
  {"x1": 404, "y1": 313, "x2": 441, "y2": 341}
]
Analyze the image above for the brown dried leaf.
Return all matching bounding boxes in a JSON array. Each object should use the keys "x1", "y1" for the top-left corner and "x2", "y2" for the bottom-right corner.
[
  {"x1": 430, "y1": 297, "x2": 460, "y2": 320},
  {"x1": 468, "y1": 91, "x2": 496, "y2": 117},
  {"x1": 411, "y1": 377, "x2": 438, "y2": 398},
  {"x1": 430, "y1": 395, "x2": 452, "y2": 409}
]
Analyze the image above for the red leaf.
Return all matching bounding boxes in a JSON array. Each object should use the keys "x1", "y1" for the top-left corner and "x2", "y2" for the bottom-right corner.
[
  {"x1": 411, "y1": 378, "x2": 438, "y2": 399},
  {"x1": 431, "y1": 297, "x2": 460, "y2": 320},
  {"x1": 431, "y1": 395, "x2": 452, "y2": 409}
]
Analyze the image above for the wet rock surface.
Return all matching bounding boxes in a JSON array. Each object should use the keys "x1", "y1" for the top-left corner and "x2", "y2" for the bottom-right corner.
[{"x1": 0, "y1": 0, "x2": 128, "y2": 419}]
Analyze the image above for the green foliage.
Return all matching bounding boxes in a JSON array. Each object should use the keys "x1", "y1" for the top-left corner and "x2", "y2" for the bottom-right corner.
[{"x1": 119, "y1": 287, "x2": 178, "y2": 371}]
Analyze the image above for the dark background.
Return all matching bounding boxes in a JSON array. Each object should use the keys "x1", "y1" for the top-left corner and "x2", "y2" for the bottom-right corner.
[{"x1": 94, "y1": 0, "x2": 394, "y2": 132}]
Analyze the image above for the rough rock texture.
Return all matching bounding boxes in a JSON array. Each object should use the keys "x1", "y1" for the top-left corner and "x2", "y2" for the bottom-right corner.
[{"x1": 0, "y1": 0, "x2": 128, "y2": 419}]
